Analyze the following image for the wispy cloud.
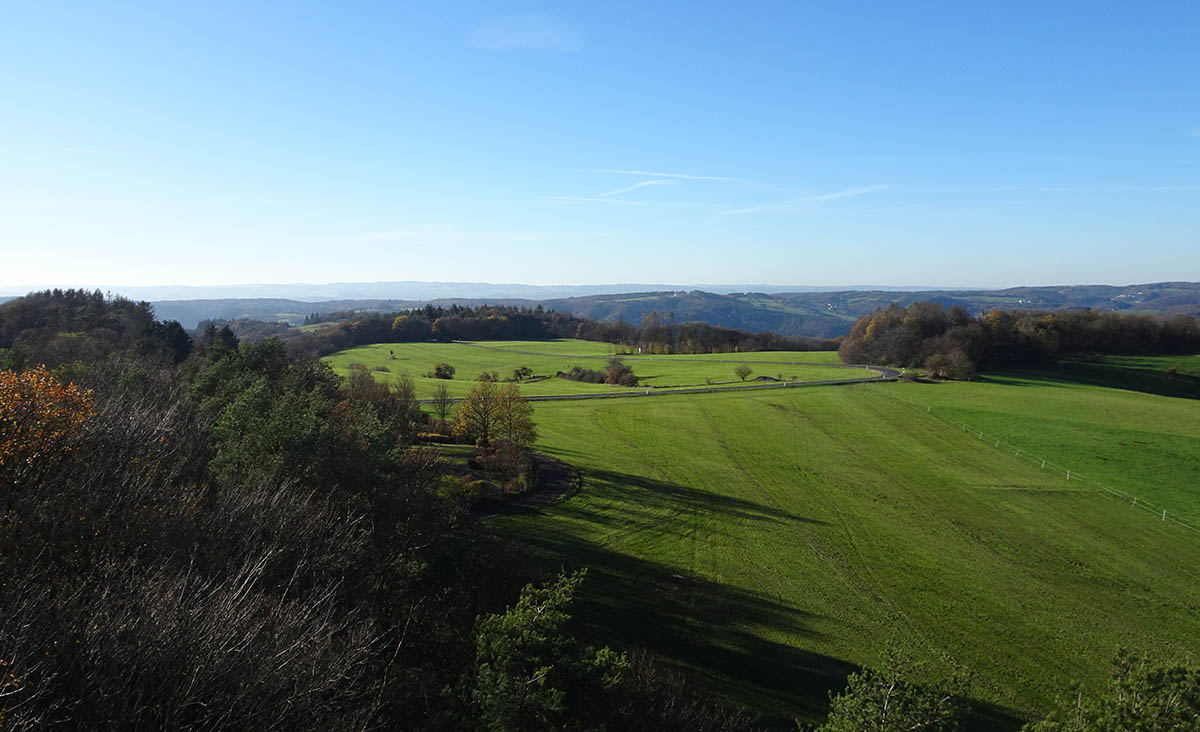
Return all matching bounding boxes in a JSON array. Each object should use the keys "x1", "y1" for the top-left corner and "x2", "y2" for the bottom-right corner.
[
  {"x1": 546, "y1": 196, "x2": 646, "y2": 206},
  {"x1": 468, "y1": 14, "x2": 582, "y2": 52},
  {"x1": 597, "y1": 179, "x2": 673, "y2": 197},
  {"x1": 585, "y1": 168, "x2": 744, "y2": 183},
  {"x1": 724, "y1": 184, "x2": 889, "y2": 215},
  {"x1": 926, "y1": 185, "x2": 1200, "y2": 193},
  {"x1": 349, "y1": 226, "x2": 625, "y2": 243},
  {"x1": 1189, "y1": 126, "x2": 1200, "y2": 137}
]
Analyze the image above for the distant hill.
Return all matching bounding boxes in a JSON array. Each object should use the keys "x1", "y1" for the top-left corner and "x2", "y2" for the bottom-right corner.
[
  {"x1": 151, "y1": 297, "x2": 535, "y2": 328},
  {"x1": 538, "y1": 282, "x2": 1200, "y2": 338},
  {"x1": 1, "y1": 281, "x2": 905, "y2": 302},
  {"x1": 11, "y1": 282, "x2": 1197, "y2": 336}
]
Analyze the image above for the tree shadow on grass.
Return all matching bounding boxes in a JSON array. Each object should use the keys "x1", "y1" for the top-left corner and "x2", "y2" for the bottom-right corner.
[
  {"x1": 497, "y1": 466, "x2": 1026, "y2": 731},
  {"x1": 978, "y1": 361, "x2": 1200, "y2": 400},
  {"x1": 517, "y1": 523, "x2": 846, "y2": 727},
  {"x1": 492, "y1": 465, "x2": 827, "y2": 542}
]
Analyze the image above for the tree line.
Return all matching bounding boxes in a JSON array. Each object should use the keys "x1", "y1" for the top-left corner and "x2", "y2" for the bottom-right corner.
[
  {"x1": 253, "y1": 303, "x2": 838, "y2": 356},
  {"x1": 839, "y1": 301, "x2": 1200, "y2": 378}
]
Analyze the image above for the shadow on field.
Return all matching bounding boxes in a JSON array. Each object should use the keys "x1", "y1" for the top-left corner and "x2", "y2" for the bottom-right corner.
[
  {"x1": 552, "y1": 465, "x2": 827, "y2": 531},
  {"x1": 979, "y1": 361, "x2": 1200, "y2": 400},
  {"x1": 519, "y1": 523, "x2": 848, "y2": 727},
  {"x1": 500, "y1": 464, "x2": 1027, "y2": 731}
]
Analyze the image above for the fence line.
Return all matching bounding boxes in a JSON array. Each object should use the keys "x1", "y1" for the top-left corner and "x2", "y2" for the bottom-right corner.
[{"x1": 867, "y1": 382, "x2": 1200, "y2": 538}]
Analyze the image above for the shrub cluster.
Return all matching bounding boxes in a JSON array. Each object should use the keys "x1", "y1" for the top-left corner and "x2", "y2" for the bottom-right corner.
[
  {"x1": 556, "y1": 357, "x2": 639, "y2": 387},
  {"x1": 558, "y1": 366, "x2": 607, "y2": 384}
]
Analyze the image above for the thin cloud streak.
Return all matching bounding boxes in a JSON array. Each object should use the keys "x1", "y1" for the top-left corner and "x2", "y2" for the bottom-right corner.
[
  {"x1": 597, "y1": 179, "x2": 672, "y2": 197},
  {"x1": 724, "y1": 184, "x2": 889, "y2": 215},
  {"x1": 350, "y1": 227, "x2": 626, "y2": 243},
  {"x1": 585, "y1": 169, "x2": 746, "y2": 183},
  {"x1": 924, "y1": 185, "x2": 1200, "y2": 193},
  {"x1": 547, "y1": 196, "x2": 646, "y2": 206}
]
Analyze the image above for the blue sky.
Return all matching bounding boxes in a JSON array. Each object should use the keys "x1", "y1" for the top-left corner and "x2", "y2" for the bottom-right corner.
[{"x1": 2, "y1": 1, "x2": 1198, "y2": 289}]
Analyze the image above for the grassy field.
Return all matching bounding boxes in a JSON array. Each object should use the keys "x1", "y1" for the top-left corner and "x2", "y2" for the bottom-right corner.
[
  {"x1": 462, "y1": 338, "x2": 846, "y2": 363},
  {"x1": 323, "y1": 340, "x2": 862, "y2": 399},
  {"x1": 893, "y1": 357, "x2": 1200, "y2": 524},
  {"x1": 490, "y1": 367, "x2": 1200, "y2": 729}
]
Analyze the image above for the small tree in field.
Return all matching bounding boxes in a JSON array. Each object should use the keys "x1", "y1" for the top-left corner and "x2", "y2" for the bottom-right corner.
[
  {"x1": 604, "y1": 356, "x2": 638, "y2": 387},
  {"x1": 427, "y1": 363, "x2": 455, "y2": 380},
  {"x1": 431, "y1": 382, "x2": 453, "y2": 427},
  {"x1": 734, "y1": 365, "x2": 752, "y2": 381}
]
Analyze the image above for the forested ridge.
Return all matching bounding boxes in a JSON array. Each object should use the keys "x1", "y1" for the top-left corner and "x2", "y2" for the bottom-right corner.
[{"x1": 269, "y1": 303, "x2": 837, "y2": 356}]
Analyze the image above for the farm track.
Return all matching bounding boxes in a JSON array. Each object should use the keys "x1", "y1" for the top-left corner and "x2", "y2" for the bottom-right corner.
[{"x1": 413, "y1": 341, "x2": 901, "y2": 403}]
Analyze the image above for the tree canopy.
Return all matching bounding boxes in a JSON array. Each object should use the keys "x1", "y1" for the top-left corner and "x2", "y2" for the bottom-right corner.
[{"x1": 839, "y1": 301, "x2": 1200, "y2": 375}]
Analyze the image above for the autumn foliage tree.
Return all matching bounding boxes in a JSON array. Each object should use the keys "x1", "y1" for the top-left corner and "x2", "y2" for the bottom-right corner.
[
  {"x1": 496, "y1": 382, "x2": 537, "y2": 447},
  {"x1": 453, "y1": 381, "x2": 537, "y2": 449},
  {"x1": 0, "y1": 367, "x2": 93, "y2": 495}
]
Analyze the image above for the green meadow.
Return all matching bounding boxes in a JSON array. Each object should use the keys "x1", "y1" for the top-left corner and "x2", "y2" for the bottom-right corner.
[
  {"x1": 323, "y1": 340, "x2": 864, "y2": 399},
  {"x1": 489, "y1": 364, "x2": 1200, "y2": 729}
]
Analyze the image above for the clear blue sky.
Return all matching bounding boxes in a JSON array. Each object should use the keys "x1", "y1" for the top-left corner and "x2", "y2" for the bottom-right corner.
[{"x1": 3, "y1": 1, "x2": 1198, "y2": 289}]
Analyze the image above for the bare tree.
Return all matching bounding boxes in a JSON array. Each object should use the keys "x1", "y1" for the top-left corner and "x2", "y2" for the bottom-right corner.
[
  {"x1": 734, "y1": 365, "x2": 752, "y2": 381},
  {"x1": 431, "y1": 382, "x2": 453, "y2": 427}
]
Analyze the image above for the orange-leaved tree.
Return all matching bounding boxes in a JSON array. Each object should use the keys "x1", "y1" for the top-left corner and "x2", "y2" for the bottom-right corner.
[{"x1": 0, "y1": 367, "x2": 93, "y2": 490}]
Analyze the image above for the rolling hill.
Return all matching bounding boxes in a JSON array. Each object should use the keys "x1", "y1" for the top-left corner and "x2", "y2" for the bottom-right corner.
[{"x1": 13, "y1": 282, "x2": 1199, "y2": 337}]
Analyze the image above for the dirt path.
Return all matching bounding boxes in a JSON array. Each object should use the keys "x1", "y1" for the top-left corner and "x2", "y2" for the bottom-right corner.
[{"x1": 511, "y1": 453, "x2": 576, "y2": 508}]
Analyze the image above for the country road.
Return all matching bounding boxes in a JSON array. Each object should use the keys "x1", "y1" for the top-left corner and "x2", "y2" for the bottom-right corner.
[{"x1": 414, "y1": 342, "x2": 902, "y2": 404}]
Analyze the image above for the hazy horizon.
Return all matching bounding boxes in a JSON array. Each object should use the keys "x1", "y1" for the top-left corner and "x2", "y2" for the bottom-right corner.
[{"x1": 2, "y1": 277, "x2": 1190, "y2": 307}]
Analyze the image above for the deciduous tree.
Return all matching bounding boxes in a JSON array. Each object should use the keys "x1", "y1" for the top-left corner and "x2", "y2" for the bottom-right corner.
[
  {"x1": 0, "y1": 366, "x2": 92, "y2": 494},
  {"x1": 1024, "y1": 650, "x2": 1199, "y2": 732},
  {"x1": 453, "y1": 380, "x2": 501, "y2": 446},
  {"x1": 496, "y1": 382, "x2": 537, "y2": 448},
  {"x1": 428, "y1": 362, "x2": 456, "y2": 380},
  {"x1": 431, "y1": 382, "x2": 454, "y2": 426},
  {"x1": 814, "y1": 650, "x2": 967, "y2": 732}
]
